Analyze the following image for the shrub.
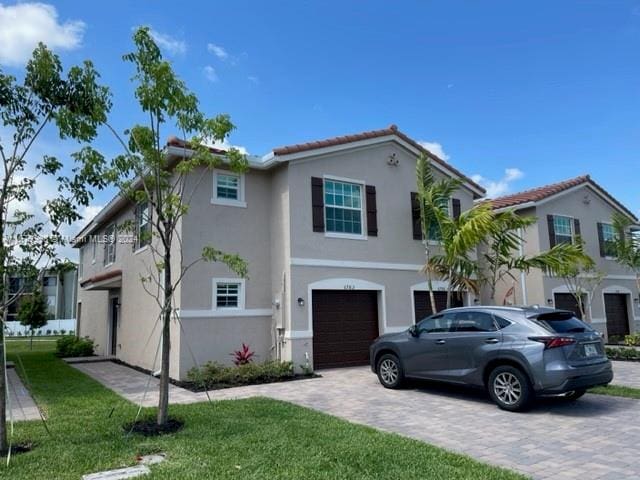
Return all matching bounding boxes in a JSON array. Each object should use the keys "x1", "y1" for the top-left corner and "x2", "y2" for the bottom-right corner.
[
  {"x1": 624, "y1": 333, "x2": 640, "y2": 347},
  {"x1": 231, "y1": 343, "x2": 255, "y2": 366},
  {"x1": 606, "y1": 346, "x2": 640, "y2": 361},
  {"x1": 69, "y1": 330, "x2": 75, "y2": 336},
  {"x1": 608, "y1": 335, "x2": 624, "y2": 344},
  {"x1": 53, "y1": 329, "x2": 59, "y2": 335},
  {"x1": 46, "y1": 329, "x2": 52, "y2": 335},
  {"x1": 56, "y1": 335, "x2": 95, "y2": 358},
  {"x1": 60, "y1": 329, "x2": 67, "y2": 335},
  {"x1": 187, "y1": 360, "x2": 295, "y2": 389}
]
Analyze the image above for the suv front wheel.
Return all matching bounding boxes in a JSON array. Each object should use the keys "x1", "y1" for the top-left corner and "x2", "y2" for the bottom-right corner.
[
  {"x1": 376, "y1": 353, "x2": 404, "y2": 389},
  {"x1": 488, "y1": 365, "x2": 533, "y2": 412}
]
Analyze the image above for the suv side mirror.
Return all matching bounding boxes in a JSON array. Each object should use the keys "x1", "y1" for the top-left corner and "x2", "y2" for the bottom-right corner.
[{"x1": 408, "y1": 325, "x2": 419, "y2": 337}]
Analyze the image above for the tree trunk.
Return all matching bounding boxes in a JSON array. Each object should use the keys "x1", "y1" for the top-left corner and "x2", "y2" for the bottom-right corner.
[
  {"x1": 157, "y1": 250, "x2": 172, "y2": 426},
  {"x1": 424, "y1": 243, "x2": 437, "y2": 315},
  {"x1": 445, "y1": 268, "x2": 453, "y2": 309},
  {"x1": 0, "y1": 321, "x2": 6, "y2": 455}
]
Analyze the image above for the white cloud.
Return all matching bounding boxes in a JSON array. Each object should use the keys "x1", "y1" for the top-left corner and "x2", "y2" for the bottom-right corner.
[
  {"x1": 418, "y1": 141, "x2": 449, "y2": 161},
  {"x1": 203, "y1": 65, "x2": 218, "y2": 82},
  {"x1": 149, "y1": 28, "x2": 186, "y2": 55},
  {"x1": 471, "y1": 168, "x2": 525, "y2": 198},
  {"x1": 207, "y1": 43, "x2": 228, "y2": 60},
  {"x1": 0, "y1": 2, "x2": 85, "y2": 66},
  {"x1": 247, "y1": 75, "x2": 259, "y2": 84}
]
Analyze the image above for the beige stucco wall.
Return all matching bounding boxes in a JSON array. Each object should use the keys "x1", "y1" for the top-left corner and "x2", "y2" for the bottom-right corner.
[{"x1": 487, "y1": 184, "x2": 640, "y2": 336}]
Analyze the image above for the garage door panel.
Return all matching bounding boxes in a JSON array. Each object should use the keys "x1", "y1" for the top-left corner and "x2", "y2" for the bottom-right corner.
[
  {"x1": 604, "y1": 294, "x2": 630, "y2": 338},
  {"x1": 414, "y1": 291, "x2": 463, "y2": 321},
  {"x1": 312, "y1": 290, "x2": 379, "y2": 369},
  {"x1": 554, "y1": 293, "x2": 584, "y2": 319}
]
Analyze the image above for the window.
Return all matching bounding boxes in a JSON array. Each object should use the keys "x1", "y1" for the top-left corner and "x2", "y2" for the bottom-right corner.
[
  {"x1": 601, "y1": 223, "x2": 617, "y2": 257},
  {"x1": 427, "y1": 199, "x2": 450, "y2": 241},
  {"x1": 135, "y1": 202, "x2": 151, "y2": 250},
  {"x1": 104, "y1": 224, "x2": 116, "y2": 265},
  {"x1": 92, "y1": 238, "x2": 97, "y2": 263},
  {"x1": 212, "y1": 171, "x2": 246, "y2": 207},
  {"x1": 417, "y1": 314, "x2": 455, "y2": 334},
  {"x1": 453, "y1": 311, "x2": 497, "y2": 332},
  {"x1": 324, "y1": 179, "x2": 363, "y2": 235},
  {"x1": 215, "y1": 282, "x2": 241, "y2": 309},
  {"x1": 42, "y1": 276, "x2": 57, "y2": 287},
  {"x1": 553, "y1": 215, "x2": 573, "y2": 244}
]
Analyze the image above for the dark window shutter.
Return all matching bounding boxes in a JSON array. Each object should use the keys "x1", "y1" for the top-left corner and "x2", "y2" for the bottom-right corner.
[
  {"x1": 573, "y1": 218, "x2": 581, "y2": 240},
  {"x1": 547, "y1": 215, "x2": 556, "y2": 248},
  {"x1": 411, "y1": 192, "x2": 422, "y2": 240},
  {"x1": 597, "y1": 222, "x2": 605, "y2": 257},
  {"x1": 365, "y1": 185, "x2": 378, "y2": 237},
  {"x1": 311, "y1": 177, "x2": 325, "y2": 232},
  {"x1": 452, "y1": 198, "x2": 461, "y2": 220}
]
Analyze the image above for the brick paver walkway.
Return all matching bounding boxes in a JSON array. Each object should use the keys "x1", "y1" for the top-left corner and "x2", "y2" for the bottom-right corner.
[
  {"x1": 74, "y1": 360, "x2": 639, "y2": 480},
  {"x1": 7, "y1": 368, "x2": 40, "y2": 421},
  {"x1": 610, "y1": 361, "x2": 640, "y2": 389}
]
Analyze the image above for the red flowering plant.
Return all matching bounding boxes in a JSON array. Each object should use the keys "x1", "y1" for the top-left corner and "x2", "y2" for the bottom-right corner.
[{"x1": 231, "y1": 343, "x2": 255, "y2": 366}]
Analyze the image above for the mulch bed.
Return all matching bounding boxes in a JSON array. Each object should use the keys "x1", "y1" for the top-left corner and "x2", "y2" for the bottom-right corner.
[{"x1": 124, "y1": 418, "x2": 184, "y2": 436}]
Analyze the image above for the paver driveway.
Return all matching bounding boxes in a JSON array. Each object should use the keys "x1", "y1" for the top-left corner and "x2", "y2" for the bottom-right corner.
[{"x1": 75, "y1": 361, "x2": 639, "y2": 480}]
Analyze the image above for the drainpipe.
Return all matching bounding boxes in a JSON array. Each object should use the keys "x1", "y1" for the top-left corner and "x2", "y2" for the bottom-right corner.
[{"x1": 518, "y1": 227, "x2": 528, "y2": 305}]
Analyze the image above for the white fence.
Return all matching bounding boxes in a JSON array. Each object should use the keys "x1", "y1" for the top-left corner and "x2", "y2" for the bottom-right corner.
[{"x1": 5, "y1": 319, "x2": 76, "y2": 336}]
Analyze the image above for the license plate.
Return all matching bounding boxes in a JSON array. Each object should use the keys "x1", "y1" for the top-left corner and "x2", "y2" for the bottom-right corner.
[{"x1": 584, "y1": 344, "x2": 598, "y2": 357}]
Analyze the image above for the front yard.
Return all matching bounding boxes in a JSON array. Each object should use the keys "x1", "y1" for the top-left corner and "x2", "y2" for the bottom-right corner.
[{"x1": 4, "y1": 344, "x2": 523, "y2": 479}]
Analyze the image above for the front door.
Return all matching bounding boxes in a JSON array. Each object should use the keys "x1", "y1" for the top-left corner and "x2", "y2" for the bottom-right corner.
[
  {"x1": 402, "y1": 313, "x2": 455, "y2": 379},
  {"x1": 110, "y1": 297, "x2": 119, "y2": 355},
  {"x1": 604, "y1": 293, "x2": 630, "y2": 339}
]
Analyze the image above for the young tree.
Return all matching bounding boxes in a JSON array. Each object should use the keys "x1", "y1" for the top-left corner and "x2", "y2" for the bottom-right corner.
[
  {"x1": 424, "y1": 202, "x2": 495, "y2": 308},
  {"x1": 0, "y1": 45, "x2": 110, "y2": 454},
  {"x1": 611, "y1": 212, "x2": 640, "y2": 295},
  {"x1": 482, "y1": 209, "x2": 589, "y2": 304},
  {"x1": 415, "y1": 154, "x2": 461, "y2": 314},
  {"x1": 104, "y1": 27, "x2": 248, "y2": 427},
  {"x1": 558, "y1": 265, "x2": 604, "y2": 322},
  {"x1": 18, "y1": 288, "x2": 49, "y2": 350}
]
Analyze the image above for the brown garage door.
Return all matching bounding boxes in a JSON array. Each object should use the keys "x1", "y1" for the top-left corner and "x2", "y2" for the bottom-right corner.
[
  {"x1": 554, "y1": 293, "x2": 585, "y2": 319},
  {"x1": 604, "y1": 293, "x2": 630, "y2": 338},
  {"x1": 312, "y1": 290, "x2": 379, "y2": 369},
  {"x1": 414, "y1": 291, "x2": 463, "y2": 322}
]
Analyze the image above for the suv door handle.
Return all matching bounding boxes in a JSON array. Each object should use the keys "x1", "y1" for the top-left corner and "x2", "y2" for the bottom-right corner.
[
  {"x1": 485, "y1": 338, "x2": 499, "y2": 344},
  {"x1": 435, "y1": 339, "x2": 446, "y2": 345}
]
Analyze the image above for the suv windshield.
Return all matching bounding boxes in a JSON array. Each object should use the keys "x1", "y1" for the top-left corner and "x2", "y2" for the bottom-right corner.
[{"x1": 534, "y1": 312, "x2": 594, "y2": 333}]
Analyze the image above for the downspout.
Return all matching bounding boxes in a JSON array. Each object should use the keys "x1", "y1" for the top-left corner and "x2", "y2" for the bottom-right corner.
[{"x1": 518, "y1": 227, "x2": 528, "y2": 305}]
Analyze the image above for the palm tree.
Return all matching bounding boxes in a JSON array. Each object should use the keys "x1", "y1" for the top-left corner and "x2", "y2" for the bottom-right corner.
[
  {"x1": 415, "y1": 153, "x2": 461, "y2": 314},
  {"x1": 424, "y1": 202, "x2": 495, "y2": 308},
  {"x1": 483, "y1": 209, "x2": 591, "y2": 304},
  {"x1": 611, "y1": 212, "x2": 640, "y2": 295}
]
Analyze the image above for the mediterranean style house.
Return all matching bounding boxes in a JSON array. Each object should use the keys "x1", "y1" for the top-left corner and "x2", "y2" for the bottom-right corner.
[
  {"x1": 73, "y1": 125, "x2": 485, "y2": 379},
  {"x1": 486, "y1": 175, "x2": 640, "y2": 339}
]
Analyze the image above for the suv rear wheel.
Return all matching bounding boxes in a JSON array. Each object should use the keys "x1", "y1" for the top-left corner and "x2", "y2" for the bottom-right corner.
[
  {"x1": 488, "y1": 365, "x2": 533, "y2": 412},
  {"x1": 376, "y1": 353, "x2": 404, "y2": 389}
]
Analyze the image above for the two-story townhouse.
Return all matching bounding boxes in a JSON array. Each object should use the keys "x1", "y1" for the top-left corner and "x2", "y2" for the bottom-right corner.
[
  {"x1": 486, "y1": 175, "x2": 640, "y2": 339},
  {"x1": 73, "y1": 125, "x2": 485, "y2": 379}
]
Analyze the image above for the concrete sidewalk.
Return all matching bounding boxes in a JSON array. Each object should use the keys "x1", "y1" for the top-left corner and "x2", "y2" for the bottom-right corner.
[
  {"x1": 7, "y1": 368, "x2": 40, "y2": 421},
  {"x1": 611, "y1": 361, "x2": 640, "y2": 389}
]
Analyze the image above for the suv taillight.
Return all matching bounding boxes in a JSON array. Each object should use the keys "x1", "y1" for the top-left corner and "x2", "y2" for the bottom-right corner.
[{"x1": 529, "y1": 336, "x2": 576, "y2": 349}]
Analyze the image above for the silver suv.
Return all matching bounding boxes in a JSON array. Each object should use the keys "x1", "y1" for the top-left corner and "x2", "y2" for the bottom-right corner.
[{"x1": 370, "y1": 306, "x2": 613, "y2": 411}]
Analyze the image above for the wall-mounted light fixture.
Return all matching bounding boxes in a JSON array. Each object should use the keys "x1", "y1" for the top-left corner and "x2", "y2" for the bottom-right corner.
[
  {"x1": 297, "y1": 297, "x2": 305, "y2": 307},
  {"x1": 634, "y1": 297, "x2": 639, "y2": 305},
  {"x1": 546, "y1": 298, "x2": 553, "y2": 305},
  {"x1": 473, "y1": 298, "x2": 480, "y2": 304}
]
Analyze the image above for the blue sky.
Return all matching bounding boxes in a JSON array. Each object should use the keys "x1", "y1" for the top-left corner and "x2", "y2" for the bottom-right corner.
[{"x1": 2, "y1": 1, "x2": 639, "y2": 237}]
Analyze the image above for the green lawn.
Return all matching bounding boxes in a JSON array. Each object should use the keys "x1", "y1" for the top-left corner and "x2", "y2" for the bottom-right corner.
[
  {"x1": 6, "y1": 337, "x2": 60, "y2": 354},
  {"x1": 590, "y1": 384, "x2": 640, "y2": 399},
  {"x1": 3, "y1": 344, "x2": 525, "y2": 479}
]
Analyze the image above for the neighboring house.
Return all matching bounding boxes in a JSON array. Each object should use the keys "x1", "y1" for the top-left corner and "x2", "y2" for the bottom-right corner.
[
  {"x1": 73, "y1": 125, "x2": 485, "y2": 379},
  {"x1": 6, "y1": 266, "x2": 78, "y2": 335},
  {"x1": 486, "y1": 175, "x2": 640, "y2": 339}
]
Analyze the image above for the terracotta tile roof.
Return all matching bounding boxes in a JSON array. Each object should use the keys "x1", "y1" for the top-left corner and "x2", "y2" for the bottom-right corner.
[
  {"x1": 166, "y1": 136, "x2": 227, "y2": 155},
  {"x1": 80, "y1": 269, "x2": 122, "y2": 288},
  {"x1": 488, "y1": 175, "x2": 638, "y2": 221},
  {"x1": 272, "y1": 124, "x2": 486, "y2": 195}
]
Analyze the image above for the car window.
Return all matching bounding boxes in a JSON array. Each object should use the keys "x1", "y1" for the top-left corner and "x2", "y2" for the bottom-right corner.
[
  {"x1": 494, "y1": 315, "x2": 512, "y2": 330},
  {"x1": 417, "y1": 314, "x2": 455, "y2": 334},
  {"x1": 534, "y1": 312, "x2": 594, "y2": 333},
  {"x1": 453, "y1": 311, "x2": 497, "y2": 332}
]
